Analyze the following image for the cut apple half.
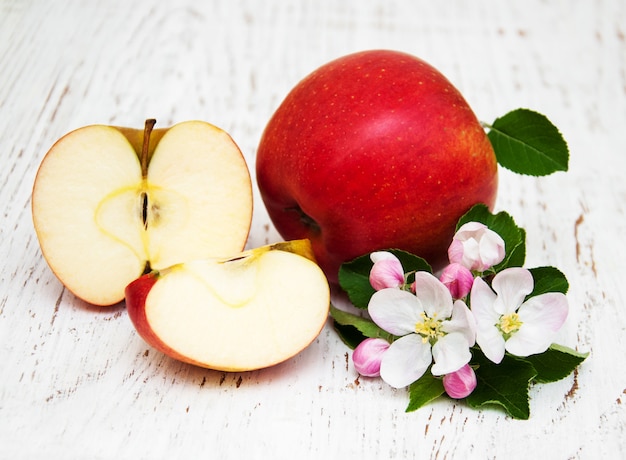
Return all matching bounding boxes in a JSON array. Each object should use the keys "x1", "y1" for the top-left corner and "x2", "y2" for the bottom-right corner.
[
  {"x1": 125, "y1": 239, "x2": 330, "y2": 372},
  {"x1": 32, "y1": 120, "x2": 253, "y2": 306}
]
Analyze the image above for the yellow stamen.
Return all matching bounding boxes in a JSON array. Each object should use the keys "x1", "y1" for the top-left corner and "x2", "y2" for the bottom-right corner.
[
  {"x1": 415, "y1": 312, "x2": 444, "y2": 343},
  {"x1": 499, "y1": 312, "x2": 522, "y2": 335}
]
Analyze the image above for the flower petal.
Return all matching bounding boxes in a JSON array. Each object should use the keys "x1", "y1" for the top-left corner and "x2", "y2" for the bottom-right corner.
[
  {"x1": 443, "y1": 364, "x2": 477, "y2": 399},
  {"x1": 368, "y1": 288, "x2": 422, "y2": 336},
  {"x1": 477, "y1": 325, "x2": 506, "y2": 364},
  {"x1": 431, "y1": 332, "x2": 472, "y2": 375},
  {"x1": 369, "y1": 254, "x2": 405, "y2": 290},
  {"x1": 447, "y1": 239, "x2": 465, "y2": 266},
  {"x1": 470, "y1": 277, "x2": 506, "y2": 363},
  {"x1": 412, "y1": 271, "x2": 454, "y2": 319},
  {"x1": 518, "y1": 292, "x2": 569, "y2": 332},
  {"x1": 442, "y1": 299, "x2": 476, "y2": 347},
  {"x1": 491, "y1": 267, "x2": 534, "y2": 315},
  {"x1": 456, "y1": 221, "x2": 488, "y2": 235},
  {"x1": 380, "y1": 334, "x2": 431, "y2": 388},
  {"x1": 370, "y1": 251, "x2": 398, "y2": 264},
  {"x1": 469, "y1": 276, "x2": 499, "y2": 327},
  {"x1": 506, "y1": 292, "x2": 569, "y2": 357},
  {"x1": 478, "y1": 229, "x2": 506, "y2": 269},
  {"x1": 352, "y1": 338, "x2": 390, "y2": 377},
  {"x1": 439, "y1": 263, "x2": 474, "y2": 299},
  {"x1": 461, "y1": 239, "x2": 482, "y2": 269}
]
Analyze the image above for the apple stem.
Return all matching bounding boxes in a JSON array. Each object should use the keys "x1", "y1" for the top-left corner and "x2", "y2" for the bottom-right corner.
[
  {"x1": 141, "y1": 119, "x2": 157, "y2": 177},
  {"x1": 285, "y1": 205, "x2": 321, "y2": 234}
]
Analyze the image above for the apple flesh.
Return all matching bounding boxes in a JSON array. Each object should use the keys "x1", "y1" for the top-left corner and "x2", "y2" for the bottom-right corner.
[
  {"x1": 32, "y1": 120, "x2": 253, "y2": 306},
  {"x1": 125, "y1": 239, "x2": 330, "y2": 371},
  {"x1": 256, "y1": 50, "x2": 498, "y2": 283}
]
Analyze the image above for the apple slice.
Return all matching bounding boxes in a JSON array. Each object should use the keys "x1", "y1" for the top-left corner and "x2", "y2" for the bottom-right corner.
[
  {"x1": 32, "y1": 120, "x2": 253, "y2": 306},
  {"x1": 125, "y1": 239, "x2": 330, "y2": 371}
]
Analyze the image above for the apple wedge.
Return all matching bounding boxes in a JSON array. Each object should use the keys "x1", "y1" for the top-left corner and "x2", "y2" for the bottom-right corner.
[
  {"x1": 125, "y1": 239, "x2": 330, "y2": 371},
  {"x1": 32, "y1": 120, "x2": 253, "y2": 306}
]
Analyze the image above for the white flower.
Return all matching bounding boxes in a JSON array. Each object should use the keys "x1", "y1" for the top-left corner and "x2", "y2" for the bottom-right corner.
[
  {"x1": 368, "y1": 272, "x2": 476, "y2": 388},
  {"x1": 470, "y1": 267, "x2": 569, "y2": 364},
  {"x1": 448, "y1": 222, "x2": 506, "y2": 271}
]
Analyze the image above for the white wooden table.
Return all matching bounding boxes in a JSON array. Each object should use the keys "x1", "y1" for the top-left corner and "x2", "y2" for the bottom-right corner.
[{"x1": 1, "y1": 1, "x2": 625, "y2": 458}]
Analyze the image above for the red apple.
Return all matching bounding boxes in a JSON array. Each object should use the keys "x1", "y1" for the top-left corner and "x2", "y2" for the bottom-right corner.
[{"x1": 256, "y1": 50, "x2": 498, "y2": 283}]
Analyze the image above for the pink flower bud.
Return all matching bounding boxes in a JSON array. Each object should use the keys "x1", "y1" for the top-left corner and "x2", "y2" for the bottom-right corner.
[
  {"x1": 369, "y1": 251, "x2": 404, "y2": 290},
  {"x1": 352, "y1": 338, "x2": 390, "y2": 377},
  {"x1": 439, "y1": 263, "x2": 474, "y2": 299},
  {"x1": 448, "y1": 222, "x2": 505, "y2": 272},
  {"x1": 442, "y1": 364, "x2": 477, "y2": 399}
]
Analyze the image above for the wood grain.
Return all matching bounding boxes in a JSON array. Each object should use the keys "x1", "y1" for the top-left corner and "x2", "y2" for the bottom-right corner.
[{"x1": 1, "y1": 0, "x2": 625, "y2": 458}]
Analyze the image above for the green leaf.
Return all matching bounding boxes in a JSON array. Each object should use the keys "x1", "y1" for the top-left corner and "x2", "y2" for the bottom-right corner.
[
  {"x1": 486, "y1": 108, "x2": 569, "y2": 176},
  {"x1": 456, "y1": 204, "x2": 526, "y2": 270},
  {"x1": 337, "y1": 255, "x2": 376, "y2": 309},
  {"x1": 528, "y1": 266, "x2": 569, "y2": 297},
  {"x1": 332, "y1": 322, "x2": 368, "y2": 350},
  {"x1": 506, "y1": 227, "x2": 526, "y2": 268},
  {"x1": 524, "y1": 344, "x2": 589, "y2": 384},
  {"x1": 406, "y1": 373, "x2": 446, "y2": 412},
  {"x1": 393, "y1": 249, "x2": 433, "y2": 281},
  {"x1": 329, "y1": 304, "x2": 394, "y2": 344},
  {"x1": 466, "y1": 349, "x2": 537, "y2": 420},
  {"x1": 338, "y1": 249, "x2": 431, "y2": 309}
]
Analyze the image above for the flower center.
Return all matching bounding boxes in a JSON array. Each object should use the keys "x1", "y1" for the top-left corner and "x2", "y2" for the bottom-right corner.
[
  {"x1": 415, "y1": 312, "x2": 444, "y2": 343},
  {"x1": 498, "y1": 312, "x2": 522, "y2": 337}
]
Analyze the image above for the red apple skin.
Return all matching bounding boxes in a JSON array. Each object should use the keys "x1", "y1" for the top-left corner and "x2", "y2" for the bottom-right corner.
[
  {"x1": 125, "y1": 273, "x2": 206, "y2": 368},
  {"x1": 256, "y1": 50, "x2": 498, "y2": 283}
]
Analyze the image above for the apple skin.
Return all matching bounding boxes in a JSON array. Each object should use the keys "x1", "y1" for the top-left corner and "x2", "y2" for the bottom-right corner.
[
  {"x1": 256, "y1": 49, "x2": 498, "y2": 283},
  {"x1": 125, "y1": 272, "x2": 191, "y2": 364},
  {"x1": 126, "y1": 271, "x2": 214, "y2": 368}
]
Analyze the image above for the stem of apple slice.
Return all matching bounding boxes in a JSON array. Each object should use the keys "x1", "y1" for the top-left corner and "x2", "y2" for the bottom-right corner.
[
  {"x1": 141, "y1": 118, "x2": 157, "y2": 177},
  {"x1": 140, "y1": 119, "x2": 156, "y2": 274}
]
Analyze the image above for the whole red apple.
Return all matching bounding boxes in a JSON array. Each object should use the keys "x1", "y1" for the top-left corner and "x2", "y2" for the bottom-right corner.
[{"x1": 256, "y1": 50, "x2": 498, "y2": 283}]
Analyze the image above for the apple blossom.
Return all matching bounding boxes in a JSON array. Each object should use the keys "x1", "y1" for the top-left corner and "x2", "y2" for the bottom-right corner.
[
  {"x1": 448, "y1": 222, "x2": 505, "y2": 272},
  {"x1": 352, "y1": 337, "x2": 390, "y2": 377},
  {"x1": 442, "y1": 364, "x2": 477, "y2": 399},
  {"x1": 368, "y1": 272, "x2": 476, "y2": 388},
  {"x1": 369, "y1": 251, "x2": 405, "y2": 290},
  {"x1": 470, "y1": 267, "x2": 569, "y2": 364},
  {"x1": 439, "y1": 263, "x2": 474, "y2": 299}
]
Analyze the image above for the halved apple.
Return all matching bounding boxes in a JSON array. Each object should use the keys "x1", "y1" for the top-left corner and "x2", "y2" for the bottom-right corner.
[
  {"x1": 32, "y1": 120, "x2": 253, "y2": 306},
  {"x1": 125, "y1": 239, "x2": 330, "y2": 371}
]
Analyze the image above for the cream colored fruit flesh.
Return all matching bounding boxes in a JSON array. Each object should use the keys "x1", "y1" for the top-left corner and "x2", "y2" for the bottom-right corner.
[
  {"x1": 32, "y1": 121, "x2": 253, "y2": 306},
  {"x1": 145, "y1": 249, "x2": 330, "y2": 371}
]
